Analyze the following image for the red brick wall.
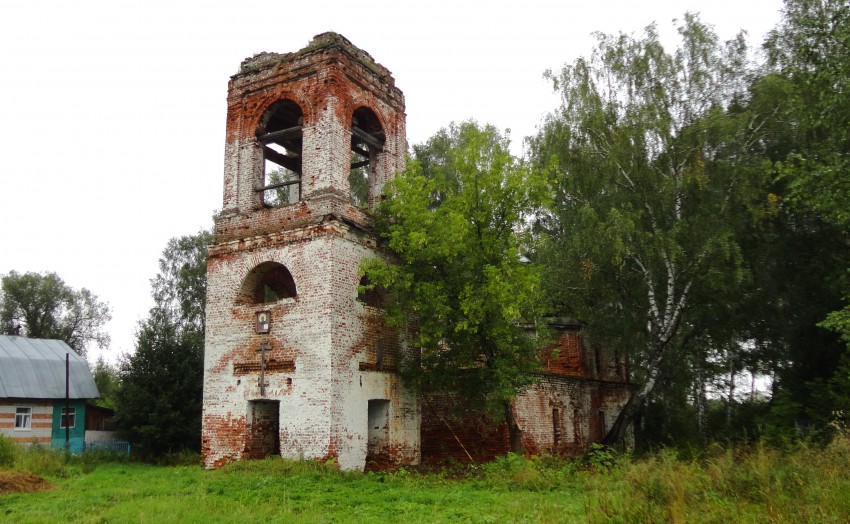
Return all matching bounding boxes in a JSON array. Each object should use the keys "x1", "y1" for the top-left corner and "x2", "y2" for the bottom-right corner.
[
  {"x1": 421, "y1": 328, "x2": 632, "y2": 464},
  {"x1": 0, "y1": 400, "x2": 53, "y2": 444},
  {"x1": 203, "y1": 33, "x2": 419, "y2": 471},
  {"x1": 203, "y1": 33, "x2": 632, "y2": 471}
]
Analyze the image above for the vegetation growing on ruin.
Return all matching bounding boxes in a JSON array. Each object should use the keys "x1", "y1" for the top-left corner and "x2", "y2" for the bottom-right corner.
[{"x1": 363, "y1": 122, "x2": 550, "y2": 449}]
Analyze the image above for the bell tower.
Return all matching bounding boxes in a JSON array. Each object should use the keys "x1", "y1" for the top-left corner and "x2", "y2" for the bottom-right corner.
[{"x1": 202, "y1": 33, "x2": 420, "y2": 470}]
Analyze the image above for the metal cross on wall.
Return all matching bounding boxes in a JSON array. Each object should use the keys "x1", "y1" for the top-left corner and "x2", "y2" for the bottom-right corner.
[{"x1": 257, "y1": 342, "x2": 271, "y2": 397}]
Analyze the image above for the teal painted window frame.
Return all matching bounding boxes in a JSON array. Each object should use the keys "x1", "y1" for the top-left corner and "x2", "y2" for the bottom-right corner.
[{"x1": 60, "y1": 407, "x2": 76, "y2": 429}]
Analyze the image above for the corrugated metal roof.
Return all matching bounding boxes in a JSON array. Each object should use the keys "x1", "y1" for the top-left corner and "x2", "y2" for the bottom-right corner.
[{"x1": 0, "y1": 336, "x2": 99, "y2": 399}]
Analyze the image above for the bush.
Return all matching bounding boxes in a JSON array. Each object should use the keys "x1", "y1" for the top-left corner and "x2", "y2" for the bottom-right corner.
[
  {"x1": 586, "y1": 443, "x2": 618, "y2": 472},
  {"x1": 477, "y1": 453, "x2": 573, "y2": 491}
]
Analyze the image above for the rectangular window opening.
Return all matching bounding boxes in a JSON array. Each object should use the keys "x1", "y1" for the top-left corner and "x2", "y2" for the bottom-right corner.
[
  {"x1": 375, "y1": 340, "x2": 384, "y2": 371},
  {"x1": 60, "y1": 407, "x2": 76, "y2": 429},
  {"x1": 573, "y1": 409, "x2": 582, "y2": 444},
  {"x1": 15, "y1": 407, "x2": 31, "y2": 430},
  {"x1": 599, "y1": 410, "x2": 607, "y2": 436},
  {"x1": 552, "y1": 408, "x2": 562, "y2": 448}
]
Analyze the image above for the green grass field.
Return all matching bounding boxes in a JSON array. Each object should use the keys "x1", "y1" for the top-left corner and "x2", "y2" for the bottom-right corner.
[{"x1": 2, "y1": 436, "x2": 850, "y2": 523}]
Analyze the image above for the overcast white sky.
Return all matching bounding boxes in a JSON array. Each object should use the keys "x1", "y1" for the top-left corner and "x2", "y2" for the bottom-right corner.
[{"x1": 0, "y1": 0, "x2": 784, "y2": 363}]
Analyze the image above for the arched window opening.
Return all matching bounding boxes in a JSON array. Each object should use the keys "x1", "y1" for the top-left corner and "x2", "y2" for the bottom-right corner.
[
  {"x1": 239, "y1": 262, "x2": 297, "y2": 305},
  {"x1": 256, "y1": 100, "x2": 304, "y2": 207},
  {"x1": 349, "y1": 107, "x2": 384, "y2": 208},
  {"x1": 357, "y1": 275, "x2": 384, "y2": 308}
]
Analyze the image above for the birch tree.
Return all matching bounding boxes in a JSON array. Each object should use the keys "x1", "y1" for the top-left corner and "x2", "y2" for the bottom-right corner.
[{"x1": 529, "y1": 15, "x2": 756, "y2": 444}]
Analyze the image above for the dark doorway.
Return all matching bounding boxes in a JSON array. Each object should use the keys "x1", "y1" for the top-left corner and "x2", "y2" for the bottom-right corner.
[
  {"x1": 366, "y1": 399, "x2": 390, "y2": 465},
  {"x1": 246, "y1": 400, "x2": 280, "y2": 459}
]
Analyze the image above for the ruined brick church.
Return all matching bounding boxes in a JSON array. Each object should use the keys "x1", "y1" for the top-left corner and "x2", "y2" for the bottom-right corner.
[{"x1": 202, "y1": 33, "x2": 630, "y2": 470}]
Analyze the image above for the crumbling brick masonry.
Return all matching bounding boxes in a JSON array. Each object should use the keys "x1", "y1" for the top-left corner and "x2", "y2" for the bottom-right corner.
[{"x1": 202, "y1": 33, "x2": 630, "y2": 471}]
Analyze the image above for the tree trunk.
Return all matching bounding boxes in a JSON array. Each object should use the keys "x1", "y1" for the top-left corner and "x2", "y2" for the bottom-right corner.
[
  {"x1": 727, "y1": 353, "x2": 736, "y2": 439},
  {"x1": 696, "y1": 377, "x2": 708, "y2": 442},
  {"x1": 695, "y1": 347, "x2": 707, "y2": 442},
  {"x1": 603, "y1": 343, "x2": 665, "y2": 446}
]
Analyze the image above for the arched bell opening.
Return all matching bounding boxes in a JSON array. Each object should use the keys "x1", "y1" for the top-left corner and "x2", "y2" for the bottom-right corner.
[
  {"x1": 256, "y1": 100, "x2": 304, "y2": 207},
  {"x1": 238, "y1": 262, "x2": 297, "y2": 305},
  {"x1": 349, "y1": 107, "x2": 385, "y2": 209}
]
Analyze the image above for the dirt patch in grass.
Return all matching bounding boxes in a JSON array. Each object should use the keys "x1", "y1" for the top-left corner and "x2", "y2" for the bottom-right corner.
[{"x1": 0, "y1": 471, "x2": 52, "y2": 494}]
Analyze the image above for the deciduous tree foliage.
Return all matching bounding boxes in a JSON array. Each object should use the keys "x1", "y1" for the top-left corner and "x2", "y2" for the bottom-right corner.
[
  {"x1": 91, "y1": 356, "x2": 119, "y2": 409},
  {"x1": 715, "y1": 69, "x2": 850, "y2": 438},
  {"x1": 363, "y1": 122, "x2": 548, "y2": 449},
  {"x1": 768, "y1": 0, "x2": 850, "y2": 340},
  {"x1": 529, "y1": 15, "x2": 758, "y2": 444},
  {"x1": 0, "y1": 271, "x2": 111, "y2": 356},
  {"x1": 114, "y1": 229, "x2": 211, "y2": 457},
  {"x1": 150, "y1": 230, "x2": 213, "y2": 334},
  {"x1": 760, "y1": 0, "x2": 850, "y2": 431},
  {"x1": 767, "y1": 0, "x2": 850, "y2": 228}
]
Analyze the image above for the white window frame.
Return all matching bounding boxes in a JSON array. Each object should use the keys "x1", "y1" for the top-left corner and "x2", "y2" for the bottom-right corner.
[
  {"x1": 60, "y1": 407, "x2": 76, "y2": 429},
  {"x1": 14, "y1": 407, "x2": 32, "y2": 430}
]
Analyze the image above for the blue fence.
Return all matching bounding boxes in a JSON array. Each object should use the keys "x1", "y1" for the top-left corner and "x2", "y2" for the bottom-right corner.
[{"x1": 84, "y1": 440, "x2": 131, "y2": 456}]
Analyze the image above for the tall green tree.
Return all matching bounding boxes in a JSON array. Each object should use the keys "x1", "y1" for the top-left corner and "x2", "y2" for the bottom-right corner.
[
  {"x1": 767, "y1": 0, "x2": 850, "y2": 228},
  {"x1": 767, "y1": 0, "x2": 850, "y2": 335},
  {"x1": 114, "y1": 229, "x2": 212, "y2": 458},
  {"x1": 364, "y1": 122, "x2": 548, "y2": 450},
  {"x1": 760, "y1": 0, "x2": 850, "y2": 431},
  {"x1": 114, "y1": 310, "x2": 204, "y2": 457},
  {"x1": 529, "y1": 15, "x2": 759, "y2": 444},
  {"x1": 91, "y1": 356, "x2": 119, "y2": 409},
  {"x1": 150, "y1": 231, "x2": 213, "y2": 334},
  {"x1": 0, "y1": 271, "x2": 111, "y2": 356}
]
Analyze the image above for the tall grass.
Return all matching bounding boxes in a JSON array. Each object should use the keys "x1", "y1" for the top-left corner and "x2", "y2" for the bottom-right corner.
[
  {"x1": 0, "y1": 434, "x2": 128, "y2": 478},
  {"x1": 1, "y1": 433, "x2": 849, "y2": 522},
  {"x1": 0, "y1": 435, "x2": 14, "y2": 469},
  {"x1": 583, "y1": 434, "x2": 850, "y2": 523}
]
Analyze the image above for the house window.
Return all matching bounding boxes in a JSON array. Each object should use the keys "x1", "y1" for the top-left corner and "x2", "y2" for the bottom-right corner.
[
  {"x1": 60, "y1": 407, "x2": 76, "y2": 429},
  {"x1": 15, "y1": 407, "x2": 31, "y2": 430}
]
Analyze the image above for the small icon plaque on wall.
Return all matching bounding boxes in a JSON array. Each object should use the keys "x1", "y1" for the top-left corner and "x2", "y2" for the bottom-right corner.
[{"x1": 256, "y1": 311, "x2": 270, "y2": 334}]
